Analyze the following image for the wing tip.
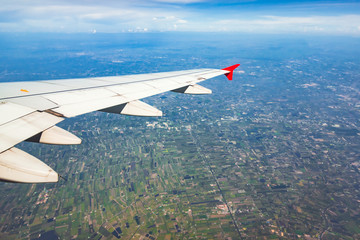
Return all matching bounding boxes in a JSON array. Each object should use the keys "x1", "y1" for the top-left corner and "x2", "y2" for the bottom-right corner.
[{"x1": 222, "y1": 64, "x2": 241, "y2": 81}]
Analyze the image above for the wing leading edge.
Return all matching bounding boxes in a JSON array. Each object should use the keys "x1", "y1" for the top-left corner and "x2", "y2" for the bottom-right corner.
[{"x1": 0, "y1": 64, "x2": 240, "y2": 183}]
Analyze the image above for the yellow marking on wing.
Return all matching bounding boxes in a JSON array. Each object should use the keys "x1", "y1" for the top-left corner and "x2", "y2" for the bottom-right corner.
[{"x1": 20, "y1": 89, "x2": 29, "y2": 93}]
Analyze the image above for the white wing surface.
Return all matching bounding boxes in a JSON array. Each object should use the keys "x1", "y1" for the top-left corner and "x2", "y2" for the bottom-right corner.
[{"x1": 0, "y1": 64, "x2": 240, "y2": 183}]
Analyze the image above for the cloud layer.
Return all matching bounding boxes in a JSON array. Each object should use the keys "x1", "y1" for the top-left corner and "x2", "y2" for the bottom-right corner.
[{"x1": 0, "y1": 0, "x2": 359, "y2": 35}]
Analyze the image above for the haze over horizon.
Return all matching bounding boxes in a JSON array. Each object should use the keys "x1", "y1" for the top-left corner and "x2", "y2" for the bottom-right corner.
[{"x1": 1, "y1": 0, "x2": 360, "y2": 35}]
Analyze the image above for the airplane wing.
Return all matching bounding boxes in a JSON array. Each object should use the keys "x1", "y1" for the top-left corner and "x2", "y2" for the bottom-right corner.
[{"x1": 0, "y1": 64, "x2": 240, "y2": 183}]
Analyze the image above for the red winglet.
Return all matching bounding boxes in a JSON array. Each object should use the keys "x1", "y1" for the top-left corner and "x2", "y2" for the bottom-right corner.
[{"x1": 222, "y1": 64, "x2": 240, "y2": 81}]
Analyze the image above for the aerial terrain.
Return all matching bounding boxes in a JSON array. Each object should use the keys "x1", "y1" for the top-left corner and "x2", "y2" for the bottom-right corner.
[{"x1": 0, "y1": 32, "x2": 359, "y2": 239}]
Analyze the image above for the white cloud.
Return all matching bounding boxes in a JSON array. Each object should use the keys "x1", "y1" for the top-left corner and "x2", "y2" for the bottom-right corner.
[
  {"x1": 0, "y1": 1, "x2": 192, "y2": 32},
  {"x1": 153, "y1": 0, "x2": 205, "y2": 3},
  {"x1": 177, "y1": 19, "x2": 188, "y2": 23},
  {"x1": 212, "y1": 15, "x2": 360, "y2": 35},
  {"x1": 0, "y1": 0, "x2": 359, "y2": 35}
]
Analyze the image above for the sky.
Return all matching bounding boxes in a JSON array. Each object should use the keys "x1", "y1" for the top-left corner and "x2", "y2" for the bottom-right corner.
[{"x1": 0, "y1": 0, "x2": 360, "y2": 35}]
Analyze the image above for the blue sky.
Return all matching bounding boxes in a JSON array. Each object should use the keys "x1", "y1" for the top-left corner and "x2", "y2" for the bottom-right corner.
[{"x1": 0, "y1": 0, "x2": 359, "y2": 35}]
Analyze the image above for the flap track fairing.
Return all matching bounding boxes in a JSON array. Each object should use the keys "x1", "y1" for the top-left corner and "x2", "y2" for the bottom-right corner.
[
  {"x1": 172, "y1": 84, "x2": 212, "y2": 94},
  {"x1": 0, "y1": 147, "x2": 58, "y2": 183},
  {"x1": 26, "y1": 126, "x2": 81, "y2": 145},
  {"x1": 100, "y1": 100, "x2": 162, "y2": 117}
]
